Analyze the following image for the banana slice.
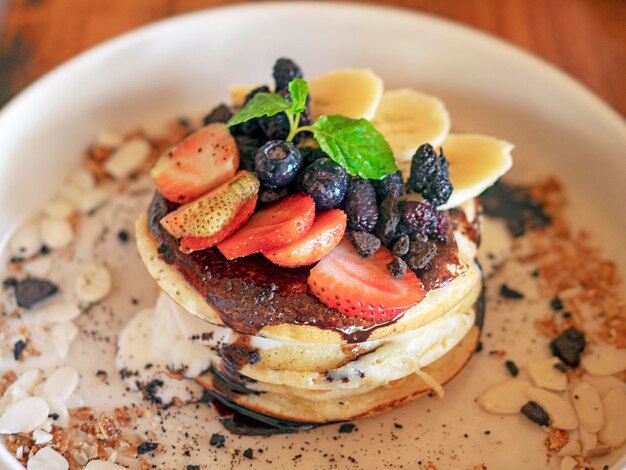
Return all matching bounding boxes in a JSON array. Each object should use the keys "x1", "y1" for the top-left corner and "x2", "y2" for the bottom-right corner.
[
  {"x1": 229, "y1": 84, "x2": 261, "y2": 107},
  {"x1": 308, "y1": 69, "x2": 383, "y2": 120},
  {"x1": 439, "y1": 134, "x2": 513, "y2": 210},
  {"x1": 372, "y1": 88, "x2": 450, "y2": 162}
]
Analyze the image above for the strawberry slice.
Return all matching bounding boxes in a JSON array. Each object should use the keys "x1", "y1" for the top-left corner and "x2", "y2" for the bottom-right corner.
[
  {"x1": 151, "y1": 123, "x2": 239, "y2": 204},
  {"x1": 217, "y1": 194, "x2": 315, "y2": 260},
  {"x1": 160, "y1": 171, "x2": 259, "y2": 253},
  {"x1": 263, "y1": 209, "x2": 347, "y2": 267},
  {"x1": 308, "y1": 239, "x2": 425, "y2": 321}
]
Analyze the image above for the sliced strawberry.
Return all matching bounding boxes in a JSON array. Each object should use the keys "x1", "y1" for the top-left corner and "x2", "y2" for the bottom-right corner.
[
  {"x1": 160, "y1": 171, "x2": 259, "y2": 253},
  {"x1": 217, "y1": 194, "x2": 315, "y2": 260},
  {"x1": 179, "y1": 197, "x2": 257, "y2": 253},
  {"x1": 308, "y1": 240, "x2": 425, "y2": 321},
  {"x1": 263, "y1": 209, "x2": 347, "y2": 267},
  {"x1": 151, "y1": 123, "x2": 239, "y2": 204}
]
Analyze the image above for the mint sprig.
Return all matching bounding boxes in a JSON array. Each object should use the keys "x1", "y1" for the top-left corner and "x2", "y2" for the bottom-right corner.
[{"x1": 227, "y1": 79, "x2": 397, "y2": 180}]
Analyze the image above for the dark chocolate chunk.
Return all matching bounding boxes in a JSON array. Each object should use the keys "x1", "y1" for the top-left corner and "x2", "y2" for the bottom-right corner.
[
  {"x1": 137, "y1": 441, "x2": 159, "y2": 455},
  {"x1": 117, "y1": 230, "x2": 130, "y2": 243},
  {"x1": 186, "y1": 466, "x2": 200, "y2": 470},
  {"x1": 394, "y1": 423, "x2": 403, "y2": 429},
  {"x1": 14, "y1": 278, "x2": 59, "y2": 309},
  {"x1": 562, "y1": 312, "x2": 572, "y2": 319},
  {"x1": 338, "y1": 423, "x2": 356, "y2": 433},
  {"x1": 505, "y1": 360, "x2": 519, "y2": 377},
  {"x1": 346, "y1": 231, "x2": 381, "y2": 258},
  {"x1": 406, "y1": 238, "x2": 437, "y2": 271},
  {"x1": 550, "y1": 327, "x2": 585, "y2": 367},
  {"x1": 550, "y1": 297, "x2": 564, "y2": 311},
  {"x1": 2, "y1": 277, "x2": 17, "y2": 289},
  {"x1": 209, "y1": 433, "x2": 226, "y2": 448},
  {"x1": 387, "y1": 256, "x2": 407, "y2": 279},
  {"x1": 499, "y1": 284, "x2": 524, "y2": 299},
  {"x1": 13, "y1": 340, "x2": 27, "y2": 361},
  {"x1": 243, "y1": 448, "x2": 254, "y2": 459},
  {"x1": 373, "y1": 196, "x2": 401, "y2": 246},
  {"x1": 392, "y1": 235, "x2": 409, "y2": 257},
  {"x1": 475, "y1": 341, "x2": 483, "y2": 352},
  {"x1": 520, "y1": 401, "x2": 550, "y2": 426}
]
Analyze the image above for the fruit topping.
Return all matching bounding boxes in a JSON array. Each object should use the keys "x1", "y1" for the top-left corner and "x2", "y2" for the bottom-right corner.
[
  {"x1": 344, "y1": 178, "x2": 378, "y2": 232},
  {"x1": 151, "y1": 123, "x2": 239, "y2": 204},
  {"x1": 407, "y1": 143, "x2": 453, "y2": 207},
  {"x1": 373, "y1": 170, "x2": 404, "y2": 201},
  {"x1": 203, "y1": 104, "x2": 233, "y2": 125},
  {"x1": 217, "y1": 194, "x2": 315, "y2": 259},
  {"x1": 160, "y1": 171, "x2": 259, "y2": 253},
  {"x1": 254, "y1": 140, "x2": 303, "y2": 188},
  {"x1": 263, "y1": 209, "x2": 347, "y2": 267},
  {"x1": 346, "y1": 231, "x2": 381, "y2": 258},
  {"x1": 402, "y1": 200, "x2": 447, "y2": 239},
  {"x1": 234, "y1": 135, "x2": 262, "y2": 172},
  {"x1": 273, "y1": 58, "x2": 304, "y2": 92},
  {"x1": 299, "y1": 158, "x2": 349, "y2": 210},
  {"x1": 307, "y1": 240, "x2": 425, "y2": 320}
]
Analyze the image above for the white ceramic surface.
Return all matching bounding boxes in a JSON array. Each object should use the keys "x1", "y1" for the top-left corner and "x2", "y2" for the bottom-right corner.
[{"x1": 0, "y1": 3, "x2": 625, "y2": 469}]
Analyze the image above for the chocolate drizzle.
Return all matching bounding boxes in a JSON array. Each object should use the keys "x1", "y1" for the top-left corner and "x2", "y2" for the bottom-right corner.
[{"x1": 148, "y1": 193, "x2": 469, "y2": 342}]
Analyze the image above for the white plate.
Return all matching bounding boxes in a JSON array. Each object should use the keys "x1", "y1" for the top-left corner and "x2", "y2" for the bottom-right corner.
[{"x1": 0, "y1": 3, "x2": 625, "y2": 469}]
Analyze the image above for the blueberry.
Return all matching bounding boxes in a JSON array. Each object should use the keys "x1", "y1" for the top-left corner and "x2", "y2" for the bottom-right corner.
[
  {"x1": 273, "y1": 58, "x2": 304, "y2": 92},
  {"x1": 254, "y1": 141, "x2": 302, "y2": 188},
  {"x1": 202, "y1": 104, "x2": 232, "y2": 125},
  {"x1": 373, "y1": 170, "x2": 404, "y2": 201},
  {"x1": 299, "y1": 158, "x2": 348, "y2": 209},
  {"x1": 344, "y1": 178, "x2": 378, "y2": 232}
]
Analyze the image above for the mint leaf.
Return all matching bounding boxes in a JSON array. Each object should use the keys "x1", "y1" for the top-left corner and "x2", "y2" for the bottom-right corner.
[
  {"x1": 311, "y1": 115, "x2": 397, "y2": 179},
  {"x1": 227, "y1": 93, "x2": 290, "y2": 127},
  {"x1": 288, "y1": 79, "x2": 308, "y2": 114}
]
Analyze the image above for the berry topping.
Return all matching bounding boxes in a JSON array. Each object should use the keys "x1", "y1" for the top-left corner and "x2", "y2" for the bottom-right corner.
[
  {"x1": 344, "y1": 178, "x2": 378, "y2": 232},
  {"x1": 346, "y1": 231, "x2": 381, "y2": 258},
  {"x1": 254, "y1": 141, "x2": 303, "y2": 188},
  {"x1": 550, "y1": 328, "x2": 586, "y2": 367},
  {"x1": 217, "y1": 194, "x2": 315, "y2": 259},
  {"x1": 160, "y1": 171, "x2": 259, "y2": 253},
  {"x1": 234, "y1": 135, "x2": 262, "y2": 172},
  {"x1": 373, "y1": 170, "x2": 404, "y2": 201},
  {"x1": 299, "y1": 158, "x2": 349, "y2": 210},
  {"x1": 203, "y1": 104, "x2": 233, "y2": 125},
  {"x1": 263, "y1": 209, "x2": 347, "y2": 267},
  {"x1": 401, "y1": 200, "x2": 447, "y2": 238},
  {"x1": 151, "y1": 123, "x2": 239, "y2": 204},
  {"x1": 273, "y1": 58, "x2": 304, "y2": 92},
  {"x1": 408, "y1": 143, "x2": 453, "y2": 207},
  {"x1": 307, "y1": 240, "x2": 425, "y2": 321}
]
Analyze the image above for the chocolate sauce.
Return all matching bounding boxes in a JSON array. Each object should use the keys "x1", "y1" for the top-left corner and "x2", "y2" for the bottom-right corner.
[
  {"x1": 480, "y1": 181, "x2": 550, "y2": 237},
  {"x1": 149, "y1": 193, "x2": 467, "y2": 342}
]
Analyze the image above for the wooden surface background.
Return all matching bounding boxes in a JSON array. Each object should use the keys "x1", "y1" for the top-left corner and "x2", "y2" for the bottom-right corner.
[{"x1": 0, "y1": 0, "x2": 625, "y2": 116}]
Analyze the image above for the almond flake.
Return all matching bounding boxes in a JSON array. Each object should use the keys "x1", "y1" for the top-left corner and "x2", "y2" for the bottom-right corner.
[
  {"x1": 597, "y1": 388, "x2": 626, "y2": 447},
  {"x1": 33, "y1": 428, "x2": 53, "y2": 444},
  {"x1": 478, "y1": 379, "x2": 532, "y2": 415},
  {"x1": 104, "y1": 137, "x2": 151, "y2": 179},
  {"x1": 34, "y1": 301, "x2": 81, "y2": 323},
  {"x1": 43, "y1": 366, "x2": 79, "y2": 401},
  {"x1": 65, "y1": 393, "x2": 83, "y2": 409},
  {"x1": 77, "y1": 187, "x2": 109, "y2": 215},
  {"x1": 0, "y1": 396, "x2": 49, "y2": 433},
  {"x1": 95, "y1": 129, "x2": 124, "y2": 148},
  {"x1": 578, "y1": 426, "x2": 597, "y2": 451},
  {"x1": 10, "y1": 220, "x2": 42, "y2": 258},
  {"x1": 559, "y1": 456, "x2": 576, "y2": 470},
  {"x1": 527, "y1": 357, "x2": 568, "y2": 391},
  {"x1": 524, "y1": 387, "x2": 578, "y2": 430},
  {"x1": 24, "y1": 257, "x2": 53, "y2": 278},
  {"x1": 569, "y1": 382, "x2": 603, "y2": 433},
  {"x1": 581, "y1": 343, "x2": 626, "y2": 376},
  {"x1": 27, "y1": 446, "x2": 68, "y2": 470},
  {"x1": 51, "y1": 322, "x2": 78, "y2": 358},
  {"x1": 40, "y1": 217, "x2": 73, "y2": 250},
  {"x1": 42, "y1": 198, "x2": 75, "y2": 219},
  {"x1": 0, "y1": 368, "x2": 40, "y2": 413}
]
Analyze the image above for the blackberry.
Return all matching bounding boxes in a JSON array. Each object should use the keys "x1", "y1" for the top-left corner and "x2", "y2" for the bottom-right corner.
[
  {"x1": 273, "y1": 58, "x2": 304, "y2": 92},
  {"x1": 299, "y1": 158, "x2": 348, "y2": 210},
  {"x1": 373, "y1": 196, "x2": 401, "y2": 246},
  {"x1": 230, "y1": 86, "x2": 270, "y2": 138},
  {"x1": 255, "y1": 141, "x2": 302, "y2": 188},
  {"x1": 346, "y1": 231, "x2": 381, "y2": 258},
  {"x1": 235, "y1": 135, "x2": 262, "y2": 172},
  {"x1": 408, "y1": 144, "x2": 453, "y2": 206},
  {"x1": 373, "y1": 170, "x2": 404, "y2": 201},
  {"x1": 402, "y1": 200, "x2": 447, "y2": 238},
  {"x1": 344, "y1": 178, "x2": 378, "y2": 232},
  {"x1": 202, "y1": 104, "x2": 232, "y2": 125}
]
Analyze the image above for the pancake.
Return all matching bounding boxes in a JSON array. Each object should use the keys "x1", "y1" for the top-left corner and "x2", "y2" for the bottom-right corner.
[{"x1": 135, "y1": 194, "x2": 481, "y2": 344}]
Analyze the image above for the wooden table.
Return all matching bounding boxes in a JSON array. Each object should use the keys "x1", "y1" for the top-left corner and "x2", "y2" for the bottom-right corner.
[{"x1": 1, "y1": 0, "x2": 625, "y2": 116}]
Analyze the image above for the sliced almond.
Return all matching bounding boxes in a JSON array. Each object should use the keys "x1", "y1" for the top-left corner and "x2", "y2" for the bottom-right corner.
[
  {"x1": 104, "y1": 137, "x2": 151, "y2": 179},
  {"x1": 597, "y1": 388, "x2": 626, "y2": 447},
  {"x1": 586, "y1": 445, "x2": 612, "y2": 458},
  {"x1": 40, "y1": 217, "x2": 73, "y2": 250},
  {"x1": 582, "y1": 374, "x2": 626, "y2": 397},
  {"x1": 527, "y1": 357, "x2": 568, "y2": 391},
  {"x1": 95, "y1": 129, "x2": 123, "y2": 148},
  {"x1": 24, "y1": 257, "x2": 53, "y2": 278},
  {"x1": 0, "y1": 369, "x2": 41, "y2": 413},
  {"x1": 27, "y1": 446, "x2": 69, "y2": 470},
  {"x1": 558, "y1": 430, "x2": 581, "y2": 456},
  {"x1": 10, "y1": 219, "x2": 42, "y2": 258},
  {"x1": 559, "y1": 456, "x2": 577, "y2": 470},
  {"x1": 43, "y1": 367, "x2": 79, "y2": 401},
  {"x1": 578, "y1": 425, "x2": 597, "y2": 452},
  {"x1": 0, "y1": 396, "x2": 49, "y2": 434},
  {"x1": 479, "y1": 379, "x2": 532, "y2": 415},
  {"x1": 570, "y1": 381, "x2": 603, "y2": 433},
  {"x1": 51, "y1": 322, "x2": 78, "y2": 359},
  {"x1": 525, "y1": 387, "x2": 578, "y2": 430},
  {"x1": 582, "y1": 343, "x2": 626, "y2": 376},
  {"x1": 42, "y1": 198, "x2": 75, "y2": 219}
]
